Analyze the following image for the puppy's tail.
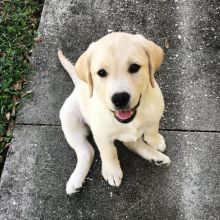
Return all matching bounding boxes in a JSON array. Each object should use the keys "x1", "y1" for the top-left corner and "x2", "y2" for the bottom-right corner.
[{"x1": 57, "y1": 50, "x2": 79, "y2": 84}]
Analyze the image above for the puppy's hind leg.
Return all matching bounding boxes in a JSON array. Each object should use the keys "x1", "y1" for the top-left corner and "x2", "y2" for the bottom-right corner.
[
  {"x1": 124, "y1": 137, "x2": 171, "y2": 166},
  {"x1": 60, "y1": 100, "x2": 94, "y2": 195}
]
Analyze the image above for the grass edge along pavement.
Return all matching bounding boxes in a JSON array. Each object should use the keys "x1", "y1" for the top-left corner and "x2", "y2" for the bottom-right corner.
[{"x1": 0, "y1": 0, "x2": 43, "y2": 175}]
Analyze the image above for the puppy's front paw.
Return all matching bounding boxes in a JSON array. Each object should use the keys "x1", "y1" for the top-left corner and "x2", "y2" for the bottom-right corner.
[
  {"x1": 102, "y1": 160, "x2": 123, "y2": 187},
  {"x1": 156, "y1": 134, "x2": 166, "y2": 152},
  {"x1": 150, "y1": 153, "x2": 171, "y2": 167},
  {"x1": 66, "y1": 183, "x2": 80, "y2": 195},
  {"x1": 66, "y1": 177, "x2": 83, "y2": 195},
  {"x1": 144, "y1": 133, "x2": 166, "y2": 152}
]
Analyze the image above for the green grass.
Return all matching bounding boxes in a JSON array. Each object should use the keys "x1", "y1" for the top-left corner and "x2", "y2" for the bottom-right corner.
[{"x1": 0, "y1": 0, "x2": 42, "y2": 160}]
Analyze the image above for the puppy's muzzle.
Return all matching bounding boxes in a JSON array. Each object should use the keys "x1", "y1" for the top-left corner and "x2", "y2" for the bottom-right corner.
[{"x1": 111, "y1": 95, "x2": 141, "y2": 124}]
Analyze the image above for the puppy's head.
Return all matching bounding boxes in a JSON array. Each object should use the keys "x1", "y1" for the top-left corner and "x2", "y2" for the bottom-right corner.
[{"x1": 75, "y1": 32, "x2": 163, "y2": 123}]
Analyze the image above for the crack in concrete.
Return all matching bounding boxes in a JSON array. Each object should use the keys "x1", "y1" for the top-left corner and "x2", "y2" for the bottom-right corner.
[{"x1": 16, "y1": 123, "x2": 220, "y2": 133}]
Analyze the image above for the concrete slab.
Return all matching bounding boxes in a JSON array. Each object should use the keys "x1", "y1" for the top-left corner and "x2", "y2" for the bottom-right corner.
[
  {"x1": 1, "y1": 125, "x2": 219, "y2": 219},
  {"x1": 17, "y1": 0, "x2": 220, "y2": 131}
]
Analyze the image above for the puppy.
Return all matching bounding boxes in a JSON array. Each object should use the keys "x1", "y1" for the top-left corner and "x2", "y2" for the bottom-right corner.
[{"x1": 58, "y1": 32, "x2": 171, "y2": 194}]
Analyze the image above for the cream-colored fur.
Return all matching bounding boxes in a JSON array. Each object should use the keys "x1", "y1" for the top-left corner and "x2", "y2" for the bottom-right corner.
[{"x1": 58, "y1": 32, "x2": 171, "y2": 194}]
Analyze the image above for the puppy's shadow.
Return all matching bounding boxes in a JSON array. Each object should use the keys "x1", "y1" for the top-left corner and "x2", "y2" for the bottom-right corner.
[{"x1": 85, "y1": 133, "x2": 168, "y2": 191}]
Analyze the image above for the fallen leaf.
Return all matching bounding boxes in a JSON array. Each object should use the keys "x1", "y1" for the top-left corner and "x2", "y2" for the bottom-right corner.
[
  {"x1": 5, "y1": 112, "x2": 10, "y2": 120},
  {"x1": 21, "y1": 90, "x2": 33, "y2": 97},
  {"x1": 13, "y1": 80, "x2": 23, "y2": 91},
  {"x1": 5, "y1": 143, "x2": 11, "y2": 148},
  {"x1": 24, "y1": 53, "x2": 32, "y2": 63},
  {"x1": 28, "y1": 49, "x2": 33, "y2": 55},
  {"x1": 165, "y1": 38, "x2": 170, "y2": 49},
  {"x1": 34, "y1": 36, "x2": 43, "y2": 43},
  {"x1": 13, "y1": 95, "x2": 20, "y2": 104},
  {"x1": 31, "y1": 17, "x2": 38, "y2": 25}
]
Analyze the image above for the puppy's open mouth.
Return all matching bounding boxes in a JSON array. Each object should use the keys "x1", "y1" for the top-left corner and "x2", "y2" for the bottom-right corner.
[{"x1": 113, "y1": 96, "x2": 141, "y2": 124}]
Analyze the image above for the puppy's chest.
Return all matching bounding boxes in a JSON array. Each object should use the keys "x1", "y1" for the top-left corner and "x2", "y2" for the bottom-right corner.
[{"x1": 114, "y1": 123, "x2": 146, "y2": 142}]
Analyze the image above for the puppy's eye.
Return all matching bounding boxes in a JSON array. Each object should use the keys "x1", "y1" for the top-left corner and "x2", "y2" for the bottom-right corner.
[
  {"x1": 128, "y1": 64, "x2": 141, "y2": 73},
  {"x1": 97, "y1": 69, "x2": 108, "y2": 77}
]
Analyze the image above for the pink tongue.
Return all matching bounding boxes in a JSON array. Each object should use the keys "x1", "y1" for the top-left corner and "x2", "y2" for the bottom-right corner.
[{"x1": 115, "y1": 110, "x2": 133, "y2": 120}]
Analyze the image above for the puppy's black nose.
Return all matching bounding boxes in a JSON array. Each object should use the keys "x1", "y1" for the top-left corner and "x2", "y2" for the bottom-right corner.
[{"x1": 111, "y1": 92, "x2": 130, "y2": 109}]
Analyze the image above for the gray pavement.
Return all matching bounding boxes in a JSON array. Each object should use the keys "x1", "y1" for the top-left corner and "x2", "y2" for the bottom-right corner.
[
  {"x1": 1, "y1": 0, "x2": 220, "y2": 219},
  {"x1": 1, "y1": 126, "x2": 219, "y2": 219}
]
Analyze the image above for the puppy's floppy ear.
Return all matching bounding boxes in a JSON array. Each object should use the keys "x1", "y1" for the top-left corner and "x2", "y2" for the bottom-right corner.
[
  {"x1": 75, "y1": 49, "x2": 93, "y2": 97},
  {"x1": 135, "y1": 34, "x2": 164, "y2": 88}
]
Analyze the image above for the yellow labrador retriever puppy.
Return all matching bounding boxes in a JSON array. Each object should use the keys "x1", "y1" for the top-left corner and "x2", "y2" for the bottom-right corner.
[{"x1": 58, "y1": 32, "x2": 171, "y2": 194}]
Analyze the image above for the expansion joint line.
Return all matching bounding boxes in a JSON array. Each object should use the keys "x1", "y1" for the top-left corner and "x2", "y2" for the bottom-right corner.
[{"x1": 16, "y1": 123, "x2": 220, "y2": 133}]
